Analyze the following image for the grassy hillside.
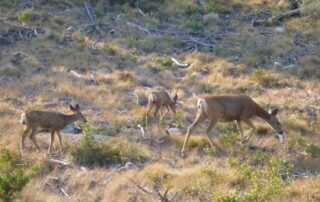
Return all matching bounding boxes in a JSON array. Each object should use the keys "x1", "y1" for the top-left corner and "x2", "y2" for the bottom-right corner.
[{"x1": 0, "y1": 0, "x2": 319, "y2": 201}]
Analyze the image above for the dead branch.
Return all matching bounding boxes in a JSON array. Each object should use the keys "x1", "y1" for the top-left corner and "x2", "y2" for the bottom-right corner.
[
  {"x1": 171, "y1": 57, "x2": 189, "y2": 67},
  {"x1": 83, "y1": 2, "x2": 100, "y2": 30},
  {"x1": 70, "y1": 70, "x2": 86, "y2": 78},
  {"x1": 276, "y1": 8, "x2": 301, "y2": 20},
  {"x1": 60, "y1": 188, "x2": 70, "y2": 197},
  {"x1": 138, "y1": 8, "x2": 146, "y2": 17},
  {"x1": 253, "y1": 8, "x2": 301, "y2": 26},
  {"x1": 127, "y1": 92, "x2": 140, "y2": 105},
  {"x1": 91, "y1": 37, "x2": 99, "y2": 50},
  {"x1": 127, "y1": 21, "x2": 151, "y2": 35},
  {"x1": 49, "y1": 159, "x2": 71, "y2": 166},
  {"x1": 124, "y1": 176, "x2": 153, "y2": 195},
  {"x1": 137, "y1": 124, "x2": 146, "y2": 139}
]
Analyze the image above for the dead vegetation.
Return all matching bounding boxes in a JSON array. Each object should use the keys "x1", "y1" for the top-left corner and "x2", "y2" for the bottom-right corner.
[{"x1": 0, "y1": 0, "x2": 319, "y2": 201}]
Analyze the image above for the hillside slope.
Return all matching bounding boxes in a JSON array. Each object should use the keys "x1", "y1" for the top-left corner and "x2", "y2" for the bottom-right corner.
[{"x1": 0, "y1": 0, "x2": 319, "y2": 201}]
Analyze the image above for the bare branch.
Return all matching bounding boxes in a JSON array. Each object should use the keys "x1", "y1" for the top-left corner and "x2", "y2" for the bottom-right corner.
[
  {"x1": 127, "y1": 21, "x2": 151, "y2": 35},
  {"x1": 137, "y1": 124, "x2": 146, "y2": 139},
  {"x1": 127, "y1": 92, "x2": 140, "y2": 105},
  {"x1": 171, "y1": 57, "x2": 189, "y2": 67},
  {"x1": 49, "y1": 159, "x2": 71, "y2": 166},
  {"x1": 60, "y1": 188, "x2": 70, "y2": 197}
]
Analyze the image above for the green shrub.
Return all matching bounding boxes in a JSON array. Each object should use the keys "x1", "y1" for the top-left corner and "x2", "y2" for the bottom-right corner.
[
  {"x1": 72, "y1": 123, "x2": 148, "y2": 167},
  {"x1": 252, "y1": 68, "x2": 284, "y2": 88},
  {"x1": 228, "y1": 154, "x2": 290, "y2": 202},
  {"x1": 287, "y1": 135, "x2": 307, "y2": 151},
  {"x1": 188, "y1": 20, "x2": 204, "y2": 32},
  {"x1": 16, "y1": 11, "x2": 32, "y2": 22},
  {"x1": 305, "y1": 144, "x2": 320, "y2": 157},
  {"x1": 213, "y1": 194, "x2": 238, "y2": 202},
  {"x1": 0, "y1": 149, "x2": 39, "y2": 201},
  {"x1": 218, "y1": 124, "x2": 238, "y2": 149}
]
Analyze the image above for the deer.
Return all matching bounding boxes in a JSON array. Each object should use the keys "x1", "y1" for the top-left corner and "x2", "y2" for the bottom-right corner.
[
  {"x1": 181, "y1": 94, "x2": 284, "y2": 156},
  {"x1": 145, "y1": 89, "x2": 178, "y2": 128},
  {"x1": 20, "y1": 104, "x2": 87, "y2": 153}
]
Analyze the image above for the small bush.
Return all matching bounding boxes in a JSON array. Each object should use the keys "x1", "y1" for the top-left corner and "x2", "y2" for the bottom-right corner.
[
  {"x1": 16, "y1": 11, "x2": 31, "y2": 22},
  {"x1": 287, "y1": 135, "x2": 307, "y2": 151},
  {"x1": 188, "y1": 20, "x2": 204, "y2": 32},
  {"x1": 252, "y1": 69, "x2": 284, "y2": 88},
  {"x1": 228, "y1": 154, "x2": 290, "y2": 202},
  {"x1": 305, "y1": 144, "x2": 320, "y2": 157},
  {"x1": 72, "y1": 123, "x2": 148, "y2": 167},
  {"x1": 0, "y1": 149, "x2": 39, "y2": 201},
  {"x1": 218, "y1": 124, "x2": 238, "y2": 149},
  {"x1": 298, "y1": 56, "x2": 320, "y2": 79},
  {"x1": 152, "y1": 56, "x2": 173, "y2": 70},
  {"x1": 144, "y1": 163, "x2": 176, "y2": 184}
]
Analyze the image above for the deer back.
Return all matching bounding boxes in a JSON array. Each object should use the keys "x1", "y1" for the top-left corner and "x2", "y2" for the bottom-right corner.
[
  {"x1": 25, "y1": 111, "x2": 70, "y2": 130},
  {"x1": 149, "y1": 90, "x2": 173, "y2": 107},
  {"x1": 201, "y1": 95, "x2": 261, "y2": 121}
]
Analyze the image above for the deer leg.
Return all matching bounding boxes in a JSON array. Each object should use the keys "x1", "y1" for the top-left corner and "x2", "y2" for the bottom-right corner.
[
  {"x1": 29, "y1": 128, "x2": 41, "y2": 152},
  {"x1": 206, "y1": 116, "x2": 224, "y2": 153},
  {"x1": 21, "y1": 125, "x2": 31, "y2": 151},
  {"x1": 146, "y1": 103, "x2": 154, "y2": 129},
  {"x1": 235, "y1": 120, "x2": 243, "y2": 138},
  {"x1": 57, "y1": 131, "x2": 63, "y2": 153},
  {"x1": 47, "y1": 129, "x2": 55, "y2": 154},
  {"x1": 181, "y1": 111, "x2": 206, "y2": 156},
  {"x1": 242, "y1": 119, "x2": 255, "y2": 143}
]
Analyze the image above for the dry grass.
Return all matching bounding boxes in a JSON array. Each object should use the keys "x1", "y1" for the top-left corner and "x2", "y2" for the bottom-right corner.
[{"x1": 0, "y1": 0, "x2": 319, "y2": 201}]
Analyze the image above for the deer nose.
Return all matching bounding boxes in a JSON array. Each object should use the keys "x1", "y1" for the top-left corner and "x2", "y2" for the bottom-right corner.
[{"x1": 278, "y1": 131, "x2": 283, "y2": 135}]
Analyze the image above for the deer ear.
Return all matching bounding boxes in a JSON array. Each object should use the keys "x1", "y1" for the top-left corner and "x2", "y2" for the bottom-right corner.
[
  {"x1": 173, "y1": 94, "x2": 178, "y2": 102},
  {"x1": 70, "y1": 104, "x2": 75, "y2": 111},
  {"x1": 75, "y1": 104, "x2": 80, "y2": 111},
  {"x1": 270, "y1": 108, "x2": 279, "y2": 116}
]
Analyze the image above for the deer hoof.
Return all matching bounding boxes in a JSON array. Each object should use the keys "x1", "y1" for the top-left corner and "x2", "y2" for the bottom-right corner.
[{"x1": 181, "y1": 151, "x2": 187, "y2": 158}]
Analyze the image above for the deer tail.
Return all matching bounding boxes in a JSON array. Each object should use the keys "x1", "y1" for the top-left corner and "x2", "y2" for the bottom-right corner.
[
  {"x1": 20, "y1": 112, "x2": 27, "y2": 124},
  {"x1": 197, "y1": 98, "x2": 207, "y2": 110}
]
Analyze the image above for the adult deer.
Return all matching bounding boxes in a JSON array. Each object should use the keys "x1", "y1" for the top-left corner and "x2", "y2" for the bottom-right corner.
[
  {"x1": 20, "y1": 104, "x2": 87, "y2": 153},
  {"x1": 181, "y1": 95, "x2": 284, "y2": 156},
  {"x1": 146, "y1": 89, "x2": 178, "y2": 128}
]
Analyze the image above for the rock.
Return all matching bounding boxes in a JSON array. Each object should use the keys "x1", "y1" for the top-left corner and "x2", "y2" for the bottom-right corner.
[
  {"x1": 58, "y1": 95, "x2": 72, "y2": 105},
  {"x1": 61, "y1": 123, "x2": 82, "y2": 134},
  {"x1": 166, "y1": 128, "x2": 182, "y2": 136},
  {"x1": 191, "y1": 72, "x2": 203, "y2": 79},
  {"x1": 125, "y1": 161, "x2": 137, "y2": 169},
  {"x1": 274, "y1": 61, "x2": 282, "y2": 68},
  {"x1": 203, "y1": 12, "x2": 220, "y2": 23},
  {"x1": 275, "y1": 27, "x2": 285, "y2": 33},
  {"x1": 11, "y1": 51, "x2": 26, "y2": 65},
  {"x1": 66, "y1": 26, "x2": 75, "y2": 33},
  {"x1": 39, "y1": 79, "x2": 49, "y2": 87}
]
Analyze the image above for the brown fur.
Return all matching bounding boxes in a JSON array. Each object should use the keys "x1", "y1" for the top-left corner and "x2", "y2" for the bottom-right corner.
[
  {"x1": 145, "y1": 89, "x2": 178, "y2": 127},
  {"x1": 20, "y1": 104, "x2": 86, "y2": 153},
  {"x1": 181, "y1": 95, "x2": 283, "y2": 156}
]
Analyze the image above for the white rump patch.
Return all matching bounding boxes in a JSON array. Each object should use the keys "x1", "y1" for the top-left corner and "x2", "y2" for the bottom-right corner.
[
  {"x1": 149, "y1": 94, "x2": 157, "y2": 102},
  {"x1": 20, "y1": 113, "x2": 27, "y2": 124},
  {"x1": 197, "y1": 98, "x2": 206, "y2": 110},
  {"x1": 278, "y1": 134, "x2": 284, "y2": 143}
]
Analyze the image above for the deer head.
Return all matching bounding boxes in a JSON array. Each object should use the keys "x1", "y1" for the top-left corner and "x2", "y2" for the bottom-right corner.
[
  {"x1": 267, "y1": 108, "x2": 284, "y2": 143},
  {"x1": 169, "y1": 94, "x2": 178, "y2": 113},
  {"x1": 70, "y1": 104, "x2": 87, "y2": 122}
]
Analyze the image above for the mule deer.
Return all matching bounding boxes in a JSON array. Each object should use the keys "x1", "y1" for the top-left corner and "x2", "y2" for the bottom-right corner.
[
  {"x1": 146, "y1": 89, "x2": 178, "y2": 127},
  {"x1": 181, "y1": 95, "x2": 283, "y2": 156},
  {"x1": 20, "y1": 104, "x2": 87, "y2": 153}
]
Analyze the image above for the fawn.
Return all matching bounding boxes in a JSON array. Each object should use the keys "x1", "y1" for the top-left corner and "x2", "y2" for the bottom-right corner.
[{"x1": 20, "y1": 104, "x2": 87, "y2": 153}]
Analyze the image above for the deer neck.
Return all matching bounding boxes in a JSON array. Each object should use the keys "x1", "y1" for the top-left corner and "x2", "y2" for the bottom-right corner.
[
  {"x1": 63, "y1": 114, "x2": 78, "y2": 125},
  {"x1": 255, "y1": 105, "x2": 271, "y2": 122}
]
